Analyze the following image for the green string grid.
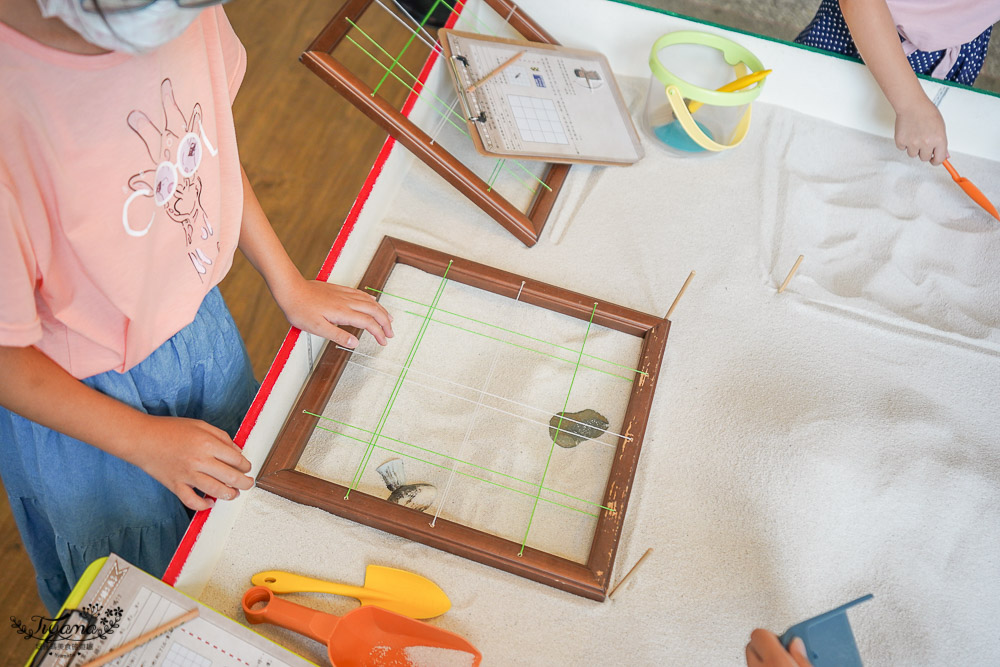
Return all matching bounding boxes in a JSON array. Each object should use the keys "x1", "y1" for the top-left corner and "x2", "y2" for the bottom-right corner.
[
  {"x1": 333, "y1": 344, "x2": 633, "y2": 443},
  {"x1": 344, "y1": 16, "x2": 551, "y2": 194},
  {"x1": 307, "y1": 411, "x2": 614, "y2": 518},
  {"x1": 368, "y1": 287, "x2": 647, "y2": 379},
  {"x1": 519, "y1": 303, "x2": 598, "y2": 556},
  {"x1": 371, "y1": 0, "x2": 445, "y2": 96},
  {"x1": 402, "y1": 310, "x2": 634, "y2": 382},
  {"x1": 346, "y1": 262, "x2": 452, "y2": 498}
]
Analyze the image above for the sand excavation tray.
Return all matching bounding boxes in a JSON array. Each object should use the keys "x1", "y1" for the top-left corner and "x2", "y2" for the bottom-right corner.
[{"x1": 257, "y1": 237, "x2": 669, "y2": 600}]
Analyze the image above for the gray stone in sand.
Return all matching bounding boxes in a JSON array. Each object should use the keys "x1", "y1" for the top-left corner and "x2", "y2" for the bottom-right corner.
[{"x1": 548, "y1": 409, "x2": 609, "y2": 448}]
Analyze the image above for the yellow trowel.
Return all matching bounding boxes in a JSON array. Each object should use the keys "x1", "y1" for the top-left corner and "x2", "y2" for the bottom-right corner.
[{"x1": 251, "y1": 565, "x2": 451, "y2": 620}]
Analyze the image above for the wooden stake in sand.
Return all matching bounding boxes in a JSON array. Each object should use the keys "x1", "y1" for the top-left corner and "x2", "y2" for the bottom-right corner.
[
  {"x1": 665, "y1": 271, "x2": 695, "y2": 320},
  {"x1": 608, "y1": 547, "x2": 654, "y2": 599},
  {"x1": 777, "y1": 255, "x2": 804, "y2": 294},
  {"x1": 466, "y1": 50, "x2": 527, "y2": 93},
  {"x1": 82, "y1": 608, "x2": 199, "y2": 667}
]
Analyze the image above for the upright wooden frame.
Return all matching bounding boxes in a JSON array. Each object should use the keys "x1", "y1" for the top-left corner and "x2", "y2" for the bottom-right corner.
[
  {"x1": 257, "y1": 237, "x2": 670, "y2": 600},
  {"x1": 300, "y1": 0, "x2": 571, "y2": 247}
]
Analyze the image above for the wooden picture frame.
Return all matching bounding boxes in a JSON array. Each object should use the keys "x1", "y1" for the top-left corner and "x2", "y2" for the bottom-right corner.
[
  {"x1": 300, "y1": 0, "x2": 571, "y2": 247},
  {"x1": 256, "y1": 237, "x2": 670, "y2": 600}
]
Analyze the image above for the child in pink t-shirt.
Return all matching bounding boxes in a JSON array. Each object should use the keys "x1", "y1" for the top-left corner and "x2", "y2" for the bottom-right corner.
[
  {"x1": 797, "y1": 0, "x2": 1000, "y2": 166},
  {"x1": 0, "y1": 0, "x2": 394, "y2": 612}
]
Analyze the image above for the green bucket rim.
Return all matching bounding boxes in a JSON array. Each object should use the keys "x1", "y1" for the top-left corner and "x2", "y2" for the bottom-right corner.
[{"x1": 649, "y1": 30, "x2": 766, "y2": 107}]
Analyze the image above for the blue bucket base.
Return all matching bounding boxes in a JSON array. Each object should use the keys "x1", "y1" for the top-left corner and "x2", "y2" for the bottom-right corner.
[{"x1": 653, "y1": 118, "x2": 713, "y2": 153}]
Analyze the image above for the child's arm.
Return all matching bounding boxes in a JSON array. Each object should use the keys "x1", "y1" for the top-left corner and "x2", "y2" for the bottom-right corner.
[
  {"x1": 840, "y1": 0, "x2": 948, "y2": 164},
  {"x1": 235, "y1": 166, "x2": 394, "y2": 348},
  {"x1": 0, "y1": 344, "x2": 254, "y2": 511}
]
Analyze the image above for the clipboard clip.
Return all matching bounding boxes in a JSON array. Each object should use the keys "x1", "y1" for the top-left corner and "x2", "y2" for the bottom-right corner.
[{"x1": 469, "y1": 111, "x2": 487, "y2": 123}]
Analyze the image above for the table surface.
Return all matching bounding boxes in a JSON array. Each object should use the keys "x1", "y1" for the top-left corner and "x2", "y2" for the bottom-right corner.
[{"x1": 166, "y1": 2, "x2": 1000, "y2": 665}]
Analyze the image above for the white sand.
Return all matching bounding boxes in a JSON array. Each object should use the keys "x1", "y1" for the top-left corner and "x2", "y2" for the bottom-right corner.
[
  {"x1": 405, "y1": 645, "x2": 477, "y2": 667},
  {"x1": 196, "y1": 75, "x2": 1000, "y2": 666}
]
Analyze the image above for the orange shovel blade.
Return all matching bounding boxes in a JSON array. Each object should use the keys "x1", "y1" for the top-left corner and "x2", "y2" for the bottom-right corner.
[
  {"x1": 943, "y1": 159, "x2": 1000, "y2": 221},
  {"x1": 242, "y1": 587, "x2": 481, "y2": 667},
  {"x1": 330, "y1": 606, "x2": 482, "y2": 667}
]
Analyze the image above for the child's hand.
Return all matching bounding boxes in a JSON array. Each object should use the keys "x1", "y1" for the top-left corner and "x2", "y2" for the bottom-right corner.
[
  {"x1": 128, "y1": 415, "x2": 254, "y2": 511},
  {"x1": 894, "y1": 96, "x2": 948, "y2": 165},
  {"x1": 275, "y1": 277, "x2": 395, "y2": 349},
  {"x1": 746, "y1": 630, "x2": 812, "y2": 667}
]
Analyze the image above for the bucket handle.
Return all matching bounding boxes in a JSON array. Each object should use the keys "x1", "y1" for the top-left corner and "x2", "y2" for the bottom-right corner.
[{"x1": 664, "y1": 84, "x2": 753, "y2": 152}]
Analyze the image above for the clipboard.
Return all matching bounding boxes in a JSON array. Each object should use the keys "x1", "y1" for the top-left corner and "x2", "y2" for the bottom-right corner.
[
  {"x1": 440, "y1": 30, "x2": 644, "y2": 166},
  {"x1": 25, "y1": 554, "x2": 314, "y2": 667}
]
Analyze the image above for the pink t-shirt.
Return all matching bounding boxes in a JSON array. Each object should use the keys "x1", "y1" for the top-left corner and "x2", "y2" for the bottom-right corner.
[
  {"x1": 0, "y1": 6, "x2": 246, "y2": 379},
  {"x1": 889, "y1": 0, "x2": 1000, "y2": 78}
]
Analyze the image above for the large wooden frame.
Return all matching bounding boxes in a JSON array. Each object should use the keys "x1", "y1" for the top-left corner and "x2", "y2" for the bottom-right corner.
[
  {"x1": 300, "y1": 0, "x2": 571, "y2": 247},
  {"x1": 257, "y1": 237, "x2": 670, "y2": 600}
]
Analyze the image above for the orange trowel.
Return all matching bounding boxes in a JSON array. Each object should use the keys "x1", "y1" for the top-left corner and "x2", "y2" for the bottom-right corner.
[
  {"x1": 243, "y1": 586, "x2": 480, "y2": 667},
  {"x1": 942, "y1": 159, "x2": 1000, "y2": 221},
  {"x1": 252, "y1": 565, "x2": 451, "y2": 620}
]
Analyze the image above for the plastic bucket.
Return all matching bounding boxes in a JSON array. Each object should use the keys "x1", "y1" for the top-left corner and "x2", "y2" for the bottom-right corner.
[{"x1": 644, "y1": 31, "x2": 766, "y2": 156}]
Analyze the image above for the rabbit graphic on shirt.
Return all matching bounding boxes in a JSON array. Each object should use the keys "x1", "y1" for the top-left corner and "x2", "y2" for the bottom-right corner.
[{"x1": 122, "y1": 78, "x2": 219, "y2": 280}]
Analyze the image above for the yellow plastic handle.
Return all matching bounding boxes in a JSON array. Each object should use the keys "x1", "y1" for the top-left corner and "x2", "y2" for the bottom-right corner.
[
  {"x1": 252, "y1": 570, "x2": 374, "y2": 600},
  {"x1": 688, "y1": 69, "x2": 772, "y2": 114},
  {"x1": 665, "y1": 84, "x2": 753, "y2": 152}
]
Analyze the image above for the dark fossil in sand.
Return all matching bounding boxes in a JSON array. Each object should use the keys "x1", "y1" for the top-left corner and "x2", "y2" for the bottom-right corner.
[
  {"x1": 548, "y1": 409, "x2": 609, "y2": 448},
  {"x1": 376, "y1": 458, "x2": 437, "y2": 511}
]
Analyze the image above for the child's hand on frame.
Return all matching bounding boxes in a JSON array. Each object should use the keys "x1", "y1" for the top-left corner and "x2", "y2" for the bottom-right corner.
[
  {"x1": 275, "y1": 278, "x2": 395, "y2": 349},
  {"x1": 128, "y1": 415, "x2": 254, "y2": 511},
  {"x1": 894, "y1": 94, "x2": 949, "y2": 165}
]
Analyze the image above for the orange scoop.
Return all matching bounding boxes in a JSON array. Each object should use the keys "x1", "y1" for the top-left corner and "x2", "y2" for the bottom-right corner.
[
  {"x1": 242, "y1": 586, "x2": 481, "y2": 667},
  {"x1": 943, "y1": 159, "x2": 1000, "y2": 221}
]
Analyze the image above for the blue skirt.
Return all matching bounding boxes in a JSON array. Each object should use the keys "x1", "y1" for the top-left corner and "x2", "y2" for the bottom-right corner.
[
  {"x1": 0, "y1": 287, "x2": 259, "y2": 613},
  {"x1": 796, "y1": 0, "x2": 992, "y2": 86}
]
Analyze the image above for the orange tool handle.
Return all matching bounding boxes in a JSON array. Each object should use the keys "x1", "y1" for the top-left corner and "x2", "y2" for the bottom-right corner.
[
  {"x1": 242, "y1": 586, "x2": 340, "y2": 645},
  {"x1": 942, "y1": 159, "x2": 960, "y2": 181}
]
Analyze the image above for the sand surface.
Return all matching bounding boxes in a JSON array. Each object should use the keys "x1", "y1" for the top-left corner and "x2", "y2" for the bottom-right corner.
[{"x1": 197, "y1": 85, "x2": 1000, "y2": 666}]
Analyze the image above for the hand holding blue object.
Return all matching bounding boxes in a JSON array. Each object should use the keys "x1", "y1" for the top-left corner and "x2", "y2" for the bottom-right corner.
[{"x1": 779, "y1": 594, "x2": 874, "y2": 667}]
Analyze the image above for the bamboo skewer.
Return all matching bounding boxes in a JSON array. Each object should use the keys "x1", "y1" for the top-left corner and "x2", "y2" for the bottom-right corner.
[
  {"x1": 778, "y1": 255, "x2": 804, "y2": 294},
  {"x1": 665, "y1": 271, "x2": 695, "y2": 320},
  {"x1": 81, "y1": 608, "x2": 199, "y2": 667},
  {"x1": 608, "y1": 547, "x2": 654, "y2": 599},
  {"x1": 466, "y1": 50, "x2": 526, "y2": 93}
]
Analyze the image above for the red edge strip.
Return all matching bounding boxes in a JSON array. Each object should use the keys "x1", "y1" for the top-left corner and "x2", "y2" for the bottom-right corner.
[{"x1": 163, "y1": 3, "x2": 465, "y2": 586}]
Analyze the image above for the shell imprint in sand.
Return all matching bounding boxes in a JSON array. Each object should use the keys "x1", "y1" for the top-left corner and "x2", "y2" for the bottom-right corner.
[
  {"x1": 548, "y1": 409, "x2": 609, "y2": 448},
  {"x1": 376, "y1": 458, "x2": 437, "y2": 511}
]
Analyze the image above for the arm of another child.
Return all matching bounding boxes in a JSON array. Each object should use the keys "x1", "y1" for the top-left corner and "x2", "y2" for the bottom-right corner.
[
  {"x1": 840, "y1": 0, "x2": 948, "y2": 164},
  {"x1": 234, "y1": 166, "x2": 394, "y2": 349},
  {"x1": 0, "y1": 345, "x2": 253, "y2": 511}
]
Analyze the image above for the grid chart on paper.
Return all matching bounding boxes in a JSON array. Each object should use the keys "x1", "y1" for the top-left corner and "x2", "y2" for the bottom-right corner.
[
  {"x1": 507, "y1": 95, "x2": 567, "y2": 144},
  {"x1": 163, "y1": 643, "x2": 212, "y2": 667}
]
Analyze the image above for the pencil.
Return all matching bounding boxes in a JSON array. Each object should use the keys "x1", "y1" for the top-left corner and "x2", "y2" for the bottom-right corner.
[
  {"x1": 81, "y1": 608, "x2": 200, "y2": 667},
  {"x1": 466, "y1": 50, "x2": 527, "y2": 93}
]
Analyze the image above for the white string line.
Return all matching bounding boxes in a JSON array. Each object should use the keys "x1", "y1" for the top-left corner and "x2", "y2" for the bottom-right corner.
[
  {"x1": 505, "y1": 1, "x2": 517, "y2": 23},
  {"x1": 336, "y1": 345, "x2": 630, "y2": 445},
  {"x1": 430, "y1": 290, "x2": 514, "y2": 526},
  {"x1": 430, "y1": 281, "x2": 527, "y2": 526},
  {"x1": 429, "y1": 95, "x2": 461, "y2": 145},
  {"x1": 382, "y1": 0, "x2": 442, "y2": 54}
]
